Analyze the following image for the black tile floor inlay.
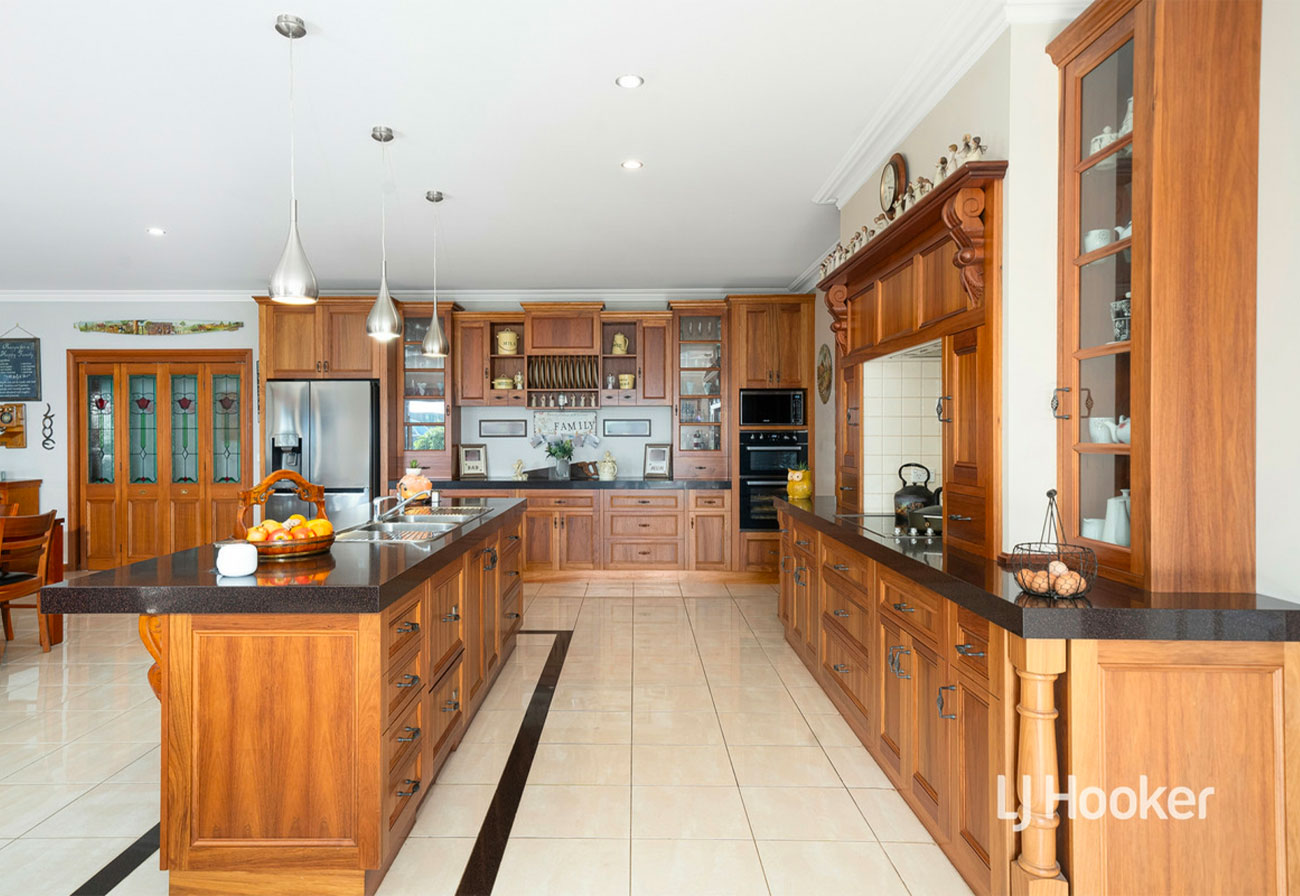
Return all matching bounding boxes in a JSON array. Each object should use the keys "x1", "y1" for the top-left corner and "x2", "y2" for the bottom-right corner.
[
  {"x1": 456, "y1": 629, "x2": 572, "y2": 896},
  {"x1": 69, "y1": 823, "x2": 160, "y2": 896}
]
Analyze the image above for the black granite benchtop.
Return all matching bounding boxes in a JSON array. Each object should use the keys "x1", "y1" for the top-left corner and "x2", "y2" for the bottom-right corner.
[
  {"x1": 779, "y1": 497, "x2": 1300, "y2": 642},
  {"x1": 41, "y1": 499, "x2": 527, "y2": 617},
  {"x1": 424, "y1": 478, "x2": 730, "y2": 491}
]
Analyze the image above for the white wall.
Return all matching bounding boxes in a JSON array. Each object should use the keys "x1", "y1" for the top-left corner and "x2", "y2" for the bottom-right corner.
[
  {"x1": 1256, "y1": 0, "x2": 1300, "y2": 601},
  {"x1": 0, "y1": 294, "x2": 259, "y2": 532}
]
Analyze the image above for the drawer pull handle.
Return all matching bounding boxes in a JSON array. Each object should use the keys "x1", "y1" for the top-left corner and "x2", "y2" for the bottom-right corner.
[
  {"x1": 888, "y1": 645, "x2": 911, "y2": 679},
  {"x1": 780, "y1": 555, "x2": 791, "y2": 572},
  {"x1": 442, "y1": 611, "x2": 461, "y2": 622},
  {"x1": 397, "y1": 779, "x2": 421, "y2": 798},
  {"x1": 793, "y1": 567, "x2": 806, "y2": 586},
  {"x1": 442, "y1": 700, "x2": 460, "y2": 712},
  {"x1": 832, "y1": 609, "x2": 850, "y2": 618},
  {"x1": 505, "y1": 612, "x2": 520, "y2": 619},
  {"x1": 637, "y1": 499, "x2": 651, "y2": 504},
  {"x1": 506, "y1": 534, "x2": 520, "y2": 542},
  {"x1": 396, "y1": 674, "x2": 420, "y2": 689},
  {"x1": 832, "y1": 663, "x2": 851, "y2": 674},
  {"x1": 778, "y1": 528, "x2": 789, "y2": 533},
  {"x1": 832, "y1": 563, "x2": 849, "y2": 572},
  {"x1": 892, "y1": 601, "x2": 915, "y2": 613},
  {"x1": 638, "y1": 523, "x2": 651, "y2": 528},
  {"x1": 955, "y1": 643, "x2": 986, "y2": 658},
  {"x1": 638, "y1": 550, "x2": 651, "y2": 556},
  {"x1": 949, "y1": 514, "x2": 972, "y2": 522},
  {"x1": 505, "y1": 570, "x2": 520, "y2": 577},
  {"x1": 396, "y1": 621, "x2": 420, "y2": 634},
  {"x1": 795, "y1": 539, "x2": 810, "y2": 547},
  {"x1": 938, "y1": 685, "x2": 956, "y2": 719},
  {"x1": 397, "y1": 726, "x2": 422, "y2": 743},
  {"x1": 838, "y1": 485, "x2": 853, "y2": 491}
]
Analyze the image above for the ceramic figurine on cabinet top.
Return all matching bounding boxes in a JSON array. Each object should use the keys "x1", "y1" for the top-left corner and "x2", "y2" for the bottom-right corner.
[
  {"x1": 966, "y1": 135, "x2": 985, "y2": 161},
  {"x1": 512, "y1": 459, "x2": 527, "y2": 481},
  {"x1": 873, "y1": 213, "x2": 890, "y2": 234},
  {"x1": 513, "y1": 371, "x2": 523, "y2": 389},
  {"x1": 934, "y1": 155, "x2": 950, "y2": 183}
]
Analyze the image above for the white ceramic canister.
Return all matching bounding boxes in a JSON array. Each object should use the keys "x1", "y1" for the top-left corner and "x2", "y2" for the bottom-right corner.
[{"x1": 216, "y1": 542, "x2": 259, "y2": 577}]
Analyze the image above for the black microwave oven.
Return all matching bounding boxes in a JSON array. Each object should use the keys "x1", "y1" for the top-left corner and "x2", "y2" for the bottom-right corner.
[{"x1": 738, "y1": 389, "x2": 805, "y2": 426}]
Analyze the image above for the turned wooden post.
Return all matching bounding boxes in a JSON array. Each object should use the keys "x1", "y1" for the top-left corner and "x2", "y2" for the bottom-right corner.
[
  {"x1": 138, "y1": 614, "x2": 163, "y2": 700},
  {"x1": 1009, "y1": 637, "x2": 1069, "y2": 896}
]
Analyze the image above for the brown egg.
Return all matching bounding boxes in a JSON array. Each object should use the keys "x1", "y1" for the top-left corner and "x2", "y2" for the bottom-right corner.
[
  {"x1": 1047, "y1": 560, "x2": 1069, "y2": 577},
  {"x1": 1030, "y1": 570, "x2": 1051, "y2": 594},
  {"x1": 1015, "y1": 568, "x2": 1035, "y2": 589},
  {"x1": 1054, "y1": 573, "x2": 1079, "y2": 597}
]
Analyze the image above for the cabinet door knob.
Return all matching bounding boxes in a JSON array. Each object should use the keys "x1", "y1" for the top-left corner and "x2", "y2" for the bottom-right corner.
[
  {"x1": 397, "y1": 779, "x2": 421, "y2": 798},
  {"x1": 638, "y1": 523, "x2": 650, "y2": 528},
  {"x1": 442, "y1": 700, "x2": 460, "y2": 712},
  {"x1": 506, "y1": 534, "x2": 520, "y2": 542},
  {"x1": 442, "y1": 610, "x2": 460, "y2": 622},
  {"x1": 795, "y1": 539, "x2": 810, "y2": 547},
  {"x1": 838, "y1": 485, "x2": 854, "y2": 491},
  {"x1": 396, "y1": 673, "x2": 420, "y2": 688},
  {"x1": 505, "y1": 611, "x2": 520, "y2": 619},
  {"x1": 636, "y1": 499, "x2": 650, "y2": 504},
  {"x1": 397, "y1": 726, "x2": 422, "y2": 743}
]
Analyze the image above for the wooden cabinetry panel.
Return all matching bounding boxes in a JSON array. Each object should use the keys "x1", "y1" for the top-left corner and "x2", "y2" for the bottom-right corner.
[
  {"x1": 454, "y1": 320, "x2": 488, "y2": 405},
  {"x1": 875, "y1": 613, "x2": 907, "y2": 780},
  {"x1": 383, "y1": 586, "x2": 424, "y2": 664},
  {"x1": 847, "y1": 289, "x2": 876, "y2": 350},
  {"x1": 430, "y1": 564, "x2": 464, "y2": 677},
  {"x1": 606, "y1": 541, "x2": 682, "y2": 568},
  {"x1": 606, "y1": 492, "x2": 681, "y2": 510},
  {"x1": 559, "y1": 511, "x2": 598, "y2": 569},
  {"x1": 523, "y1": 510, "x2": 556, "y2": 572},
  {"x1": 639, "y1": 318, "x2": 671, "y2": 403},
  {"x1": 169, "y1": 487, "x2": 204, "y2": 554},
  {"x1": 907, "y1": 637, "x2": 950, "y2": 834},
  {"x1": 522, "y1": 304, "x2": 601, "y2": 354},
  {"x1": 821, "y1": 576, "x2": 870, "y2": 650},
  {"x1": 918, "y1": 239, "x2": 969, "y2": 327},
  {"x1": 741, "y1": 532, "x2": 780, "y2": 572},
  {"x1": 261, "y1": 305, "x2": 320, "y2": 378},
  {"x1": 836, "y1": 362, "x2": 862, "y2": 513},
  {"x1": 879, "y1": 565, "x2": 944, "y2": 644},
  {"x1": 773, "y1": 303, "x2": 811, "y2": 388},
  {"x1": 821, "y1": 626, "x2": 871, "y2": 721},
  {"x1": 320, "y1": 306, "x2": 373, "y2": 376},
  {"x1": 736, "y1": 304, "x2": 775, "y2": 388},
  {"x1": 124, "y1": 490, "x2": 163, "y2": 564},
  {"x1": 688, "y1": 509, "x2": 730, "y2": 571},
  {"x1": 676, "y1": 456, "x2": 729, "y2": 480},
  {"x1": 607, "y1": 513, "x2": 681, "y2": 538},
  {"x1": 951, "y1": 674, "x2": 995, "y2": 881},
  {"x1": 878, "y1": 264, "x2": 916, "y2": 343}
]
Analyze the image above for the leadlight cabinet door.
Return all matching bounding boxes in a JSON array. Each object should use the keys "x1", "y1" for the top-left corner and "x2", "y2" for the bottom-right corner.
[
  {"x1": 123, "y1": 366, "x2": 164, "y2": 564},
  {"x1": 208, "y1": 365, "x2": 247, "y2": 542},
  {"x1": 402, "y1": 312, "x2": 453, "y2": 476},
  {"x1": 169, "y1": 370, "x2": 204, "y2": 552},
  {"x1": 83, "y1": 364, "x2": 120, "y2": 569}
]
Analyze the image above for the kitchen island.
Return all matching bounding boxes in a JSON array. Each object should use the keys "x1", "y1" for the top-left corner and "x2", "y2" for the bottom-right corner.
[
  {"x1": 41, "y1": 498, "x2": 526, "y2": 896},
  {"x1": 776, "y1": 496, "x2": 1300, "y2": 896}
]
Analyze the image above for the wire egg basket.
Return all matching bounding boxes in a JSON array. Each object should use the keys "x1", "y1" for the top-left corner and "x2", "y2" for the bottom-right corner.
[{"x1": 1008, "y1": 490, "x2": 1097, "y2": 598}]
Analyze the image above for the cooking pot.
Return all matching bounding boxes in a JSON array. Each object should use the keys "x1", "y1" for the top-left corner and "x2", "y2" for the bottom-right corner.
[{"x1": 895, "y1": 463, "x2": 936, "y2": 526}]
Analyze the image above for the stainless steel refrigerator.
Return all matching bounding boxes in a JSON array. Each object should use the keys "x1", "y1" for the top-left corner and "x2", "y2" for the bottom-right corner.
[{"x1": 263, "y1": 379, "x2": 380, "y2": 530}]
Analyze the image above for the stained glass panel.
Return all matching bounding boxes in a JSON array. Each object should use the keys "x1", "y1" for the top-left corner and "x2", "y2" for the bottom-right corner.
[
  {"x1": 212, "y1": 374, "x2": 241, "y2": 483},
  {"x1": 171, "y1": 374, "x2": 199, "y2": 483},
  {"x1": 128, "y1": 375, "x2": 158, "y2": 483},
  {"x1": 87, "y1": 374, "x2": 115, "y2": 484}
]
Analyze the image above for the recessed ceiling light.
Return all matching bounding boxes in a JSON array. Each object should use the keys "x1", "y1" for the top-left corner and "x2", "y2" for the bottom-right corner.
[
  {"x1": 146, "y1": 227, "x2": 166, "y2": 236},
  {"x1": 621, "y1": 159, "x2": 644, "y2": 170},
  {"x1": 615, "y1": 74, "x2": 644, "y2": 89}
]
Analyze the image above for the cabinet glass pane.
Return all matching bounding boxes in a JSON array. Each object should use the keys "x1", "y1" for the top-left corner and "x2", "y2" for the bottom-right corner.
[
  {"x1": 679, "y1": 344, "x2": 721, "y2": 370},
  {"x1": 403, "y1": 317, "x2": 430, "y2": 344},
  {"x1": 679, "y1": 397, "x2": 721, "y2": 424},
  {"x1": 405, "y1": 399, "x2": 446, "y2": 425},
  {"x1": 679, "y1": 424, "x2": 722, "y2": 452},
  {"x1": 406, "y1": 425, "x2": 446, "y2": 451},
  {"x1": 1078, "y1": 453, "x2": 1131, "y2": 547},
  {"x1": 1079, "y1": 144, "x2": 1132, "y2": 255},
  {"x1": 212, "y1": 374, "x2": 241, "y2": 484},
  {"x1": 1078, "y1": 353, "x2": 1131, "y2": 444},
  {"x1": 1079, "y1": 39, "x2": 1133, "y2": 161},
  {"x1": 404, "y1": 371, "x2": 446, "y2": 397},
  {"x1": 404, "y1": 345, "x2": 446, "y2": 371},
  {"x1": 679, "y1": 370, "x2": 721, "y2": 397},
  {"x1": 87, "y1": 374, "x2": 115, "y2": 484},
  {"x1": 128, "y1": 375, "x2": 158, "y2": 483},
  {"x1": 171, "y1": 374, "x2": 199, "y2": 483},
  {"x1": 678, "y1": 315, "x2": 721, "y2": 342},
  {"x1": 1078, "y1": 253, "x2": 1131, "y2": 348}
]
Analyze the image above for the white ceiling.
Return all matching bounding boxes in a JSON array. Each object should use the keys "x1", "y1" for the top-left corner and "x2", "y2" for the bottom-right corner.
[{"x1": 0, "y1": 0, "x2": 1005, "y2": 294}]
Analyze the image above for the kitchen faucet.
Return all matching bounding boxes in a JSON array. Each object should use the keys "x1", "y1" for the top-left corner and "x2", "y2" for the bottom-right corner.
[{"x1": 372, "y1": 489, "x2": 438, "y2": 521}]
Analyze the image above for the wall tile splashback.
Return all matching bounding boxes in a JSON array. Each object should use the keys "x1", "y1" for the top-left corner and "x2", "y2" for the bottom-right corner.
[{"x1": 860, "y1": 354, "x2": 943, "y2": 514}]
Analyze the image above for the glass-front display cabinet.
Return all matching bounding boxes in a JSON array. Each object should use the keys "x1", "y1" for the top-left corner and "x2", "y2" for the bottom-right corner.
[
  {"x1": 1056, "y1": 11, "x2": 1137, "y2": 580},
  {"x1": 671, "y1": 301, "x2": 728, "y2": 476},
  {"x1": 400, "y1": 311, "x2": 453, "y2": 475}
]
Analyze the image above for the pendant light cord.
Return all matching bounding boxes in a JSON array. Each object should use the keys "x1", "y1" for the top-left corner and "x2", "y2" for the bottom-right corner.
[
  {"x1": 431, "y1": 202, "x2": 438, "y2": 314},
  {"x1": 288, "y1": 31, "x2": 297, "y2": 207},
  {"x1": 380, "y1": 142, "x2": 389, "y2": 266}
]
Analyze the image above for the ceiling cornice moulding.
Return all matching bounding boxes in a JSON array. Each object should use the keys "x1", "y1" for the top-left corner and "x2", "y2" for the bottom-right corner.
[
  {"x1": 0, "y1": 287, "x2": 793, "y2": 306},
  {"x1": 787, "y1": 241, "x2": 840, "y2": 295}
]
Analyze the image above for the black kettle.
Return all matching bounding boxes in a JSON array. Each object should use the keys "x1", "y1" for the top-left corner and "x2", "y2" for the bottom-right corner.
[{"x1": 894, "y1": 463, "x2": 936, "y2": 525}]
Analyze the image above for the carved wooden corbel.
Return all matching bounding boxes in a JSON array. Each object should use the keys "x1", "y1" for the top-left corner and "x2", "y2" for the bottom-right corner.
[
  {"x1": 942, "y1": 186, "x2": 988, "y2": 304},
  {"x1": 824, "y1": 284, "x2": 849, "y2": 354},
  {"x1": 138, "y1": 614, "x2": 163, "y2": 700}
]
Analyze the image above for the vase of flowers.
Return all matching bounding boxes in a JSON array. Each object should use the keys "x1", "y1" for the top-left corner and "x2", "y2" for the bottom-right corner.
[{"x1": 546, "y1": 438, "x2": 574, "y2": 479}]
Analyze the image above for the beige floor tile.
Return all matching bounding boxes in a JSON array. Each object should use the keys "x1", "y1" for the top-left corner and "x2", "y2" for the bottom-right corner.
[
  {"x1": 773, "y1": 662, "x2": 819, "y2": 689},
  {"x1": 849, "y1": 788, "x2": 935, "y2": 842},
  {"x1": 728, "y1": 745, "x2": 841, "y2": 787},
  {"x1": 0, "y1": 836, "x2": 142, "y2": 896},
  {"x1": 583, "y1": 583, "x2": 635, "y2": 597},
  {"x1": 632, "y1": 710, "x2": 725, "y2": 745},
  {"x1": 24, "y1": 782, "x2": 159, "y2": 838},
  {"x1": 631, "y1": 839, "x2": 768, "y2": 896},
  {"x1": 528, "y1": 744, "x2": 631, "y2": 785},
  {"x1": 709, "y1": 685, "x2": 799, "y2": 714},
  {"x1": 702, "y1": 663, "x2": 784, "y2": 688},
  {"x1": 823, "y1": 745, "x2": 891, "y2": 788},
  {"x1": 631, "y1": 785, "x2": 752, "y2": 839},
  {"x1": 536, "y1": 582, "x2": 588, "y2": 597},
  {"x1": 540, "y1": 710, "x2": 631, "y2": 744},
  {"x1": 558, "y1": 662, "x2": 633, "y2": 685},
  {"x1": 883, "y1": 842, "x2": 976, "y2": 895},
  {"x1": 677, "y1": 583, "x2": 734, "y2": 597},
  {"x1": 2, "y1": 740, "x2": 153, "y2": 785},
  {"x1": 71, "y1": 708, "x2": 160, "y2": 743},
  {"x1": 0, "y1": 783, "x2": 93, "y2": 837},
  {"x1": 787, "y1": 685, "x2": 840, "y2": 715},
  {"x1": 632, "y1": 662, "x2": 708, "y2": 686},
  {"x1": 742, "y1": 786, "x2": 876, "y2": 840},
  {"x1": 373, "y1": 837, "x2": 474, "y2": 896},
  {"x1": 718, "y1": 711, "x2": 818, "y2": 746},
  {"x1": 104, "y1": 745, "x2": 161, "y2": 785},
  {"x1": 494, "y1": 837, "x2": 630, "y2": 896},
  {"x1": 512, "y1": 785, "x2": 631, "y2": 838},
  {"x1": 804, "y1": 712, "x2": 864, "y2": 748},
  {"x1": 632, "y1": 684, "x2": 715, "y2": 712},
  {"x1": 633, "y1": 744, "x2": 736, "y2": 786},
  {"x1": 551, "y1": 683, "x2": 633, "y2": 712},
  {"x1": 408, "y1": 784, "x2": 496, "y2": 837},
  {"x1": 434, "y1": 740, "x2": 513, "y2": 785},
  {"x1": 757, "y1": 840, "x2": 909, "y2": 896},
  {"x1": 458, "y1": 709, "x2": 525, "y2": 744},
  {"x1": 632, "y1": 584, "x2": 683, "y2": 596}
]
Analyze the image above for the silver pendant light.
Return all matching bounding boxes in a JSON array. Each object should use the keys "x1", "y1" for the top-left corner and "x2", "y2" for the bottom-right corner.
[
  {"x1": 268, "y1": 14, "x2": 318, "y2": 305},
  {"x1": 365, "y1": 126, "x2": 402, "y2": 341},
  {"x1": 421, "y1": 190, "x2": 450, "y2": 358}
]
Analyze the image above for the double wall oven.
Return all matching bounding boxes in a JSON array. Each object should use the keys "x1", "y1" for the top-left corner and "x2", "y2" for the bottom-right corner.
[{"x1": 738, "y1": 429, "x2": 808, "y2": 530}]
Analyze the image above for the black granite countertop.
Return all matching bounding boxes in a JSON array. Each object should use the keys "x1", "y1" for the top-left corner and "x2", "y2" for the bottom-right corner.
[
  {"x1": 41, "y1": 499, "x2": 526, "y2": 616},
  {"x1": 778, "y1": 497, "x2": 1300, "y2": 642},
  {"x1": 424, "y1": 479, "x2": 730, "y2": 490}
]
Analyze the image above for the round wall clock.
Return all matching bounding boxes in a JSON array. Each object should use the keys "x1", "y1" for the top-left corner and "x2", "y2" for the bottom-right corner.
[{"x1": 880, "y1": 152, "x2": 908, "y2": 216}]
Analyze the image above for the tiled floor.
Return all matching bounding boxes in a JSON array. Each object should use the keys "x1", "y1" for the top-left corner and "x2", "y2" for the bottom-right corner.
[{"x1": 0, "y1": 580, "x2": 972, "y2": 895}]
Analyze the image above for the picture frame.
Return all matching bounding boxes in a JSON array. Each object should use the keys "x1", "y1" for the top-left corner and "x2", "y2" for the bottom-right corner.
[
  {"x1": 457, "y1": 444, "x2": 488, "y2": 479},
  {"x1": 643, "y1": 443, "x2": 672, "y2": 480},
  {"x1": 602, "y1": 418, "x2": 651, "y2": 437},
  {"x1": 479, "y1": 419, "x2": 527, "y2": 438}
]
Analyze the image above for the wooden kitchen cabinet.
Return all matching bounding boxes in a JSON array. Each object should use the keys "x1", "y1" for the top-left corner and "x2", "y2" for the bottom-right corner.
[
  {"x1": 941, "y1": 327, "x2": 995, "y2": 557},
  {"x1": 728, "y1": 295, "x2": 814, "y2": 389},
  {"x1": 907, "y1": 635, "x2": 952, "y2": 836},
  {"x1": 875, "y1": 612, "x2": 908, "y2": 781},
  {"x1": 453, "y1": 317, "x2": 489, "y2": 405},
  {"x1": 258, "y1": 299, "x2": 386, "y2": 378},
  {"x1": 687, "y1": 490, "x2": 730, "y2": 570},
  {"x1": 836, "y1": 362, "x2": 861, "y2": 513},
  {"x1": 521, "y1": 492, "x2": 598, "y2": 573},
  {"x1": 260, "y1": 305, "x2": 319, "y2": 377},
  {"x1": 522, "y1": 302, "x2": 602, "y2": 354},
  {"x1": 599, "y1": 313, "x2": 672, "y2": 406},
  {"x1": 671, "y1": 301, "x2": 729, "y2": 476}
]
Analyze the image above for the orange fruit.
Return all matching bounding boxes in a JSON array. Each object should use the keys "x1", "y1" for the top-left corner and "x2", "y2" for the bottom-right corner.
[
  {"x1": 306, "y1": 518, "x2": 334, "y2": 537},
  {"x1": 246, "y1": 526, "x2": 268, "y2": 543}
]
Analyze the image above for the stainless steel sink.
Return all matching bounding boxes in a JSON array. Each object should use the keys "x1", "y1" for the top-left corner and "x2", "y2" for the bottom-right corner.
[
  {"x1": 386, "y1": 510, "x2": 486, "y2": 524},
  {"x1": 336, "y1": 520, "x2": 461, "y2": 543}
]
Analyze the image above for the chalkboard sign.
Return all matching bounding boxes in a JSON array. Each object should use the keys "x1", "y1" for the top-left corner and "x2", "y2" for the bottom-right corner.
[{"x1": 0, "y1": 338, "x2": 41, "y2": 401}]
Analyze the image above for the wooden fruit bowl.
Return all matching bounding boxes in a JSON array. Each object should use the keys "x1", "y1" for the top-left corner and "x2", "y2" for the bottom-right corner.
[{"x1": 235, "y1": 470, "x2": 335, "y2": 561}]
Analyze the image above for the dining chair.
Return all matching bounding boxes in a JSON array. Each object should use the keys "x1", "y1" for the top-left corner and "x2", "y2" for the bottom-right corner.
[{"x1": 0, "y1": 510, "x2": 58, "y2": 652}]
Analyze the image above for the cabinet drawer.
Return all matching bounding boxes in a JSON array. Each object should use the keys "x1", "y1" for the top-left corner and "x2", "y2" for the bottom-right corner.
[
  {"x1": 429, "y1": 661, "x2": 463, "y2": 764},
  {"x1": 386, "y1": 741, "x2": 424, "y2": 832},
  {"x1": 877, "y1": 567, "x2": 943, "y2": 645},
  {"x1": 607, "y1": 513, "x2": 681, "y2": 538},
  {"x1": 821, "y1": 539, "x2": 871, "y2": 591},
  {"x1": 943, "y1": 490, "x2": 986, "y2": 550},
  {"x1": 821, "y1": 626, "x2": 871, "y2": 721},
  {"x1": 741, "y1": 534, "x2": 781, "y2": 571},
  {"x1": 606, "y1": 540, "x2": 682, "y2": 568},
  {"x1": 502, "y1": 586, "x2": 522, "y2": 639},
  {"x1": 487, "y1": 389, "x2": 526, "y2": 406},
  {"x1": 383, "y1": 586, "x2": 425, "y2": 664},
  {"x1": 952, "y1": 606, "x2": 990, "y2": 682},
  {"x1": 385, "y1": 644, "x2": 424, "y2": 727},
  {"x1": 606, "y1": 491, "x2": 682, "y2": 510},
  {"x1": 385, "y1": 691, "x2": 425, "y2": 781},
  {"x1": 789, "y1": 523, "x2": 817, "y2": 553},
  {"x1": 675, "y1": 456, "x2": 729, "y2": 479},
  {"x1": 526, "y1": 492, "x2": 595, "y2": 509},
  {"x1": 689, "y1": 489, "x2": 730, "y2": 511},
  {"x1": 821, "y1": 579, "x2": 871, "y2": 650}
]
